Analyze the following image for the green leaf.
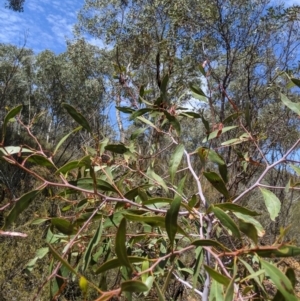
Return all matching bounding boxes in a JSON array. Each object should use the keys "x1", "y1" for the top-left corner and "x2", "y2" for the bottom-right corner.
[
  {"x1": 204, "y1": 265, "x2": 230, "y2": 286},
  {"x1": 143, "y1": 276, "x2": 154, "y2": 296},
  {"x1": 191, "y1": 239, "x2": 230, "y2": 251},
  {"x1": 211, "y1": 206, "x2": 241, "y2": 239},
  {"x1": 259, "y1": 188, "x2": 281, "y2": 221},
  {"x1": 27, "y1": 155, "x2": 55, "y2": 168},
  {"x1": 160, "y1": 74, "x2": 169, "y2": 96},
  {"x1": 47, "y1": 243, "x2": 78, "y2": 275},
  {"x1": 239, "y1": 258, "x2": 267, "y2": 294},
  {"x1": 281, "y1": 93, "x2": 300, "y2": 116},
  {"x1": 260, "y1": 259, "x2": 298, "y2": 301},
  {"x1": 116, "y1": 106, "x2": 135, "y2": 114},
  {"x1": 165, "y1": 198, "x2": 181, "y2": 250},
  {"x1": 169, "y1": 144, "x2": 184, "y2": 183},
  {"x1": 203, "y1": 172, "x2": 230, "y2": 199},
  {"x1": 4, "y1": 189, "x2": 42, "y2": 229},
  {"x1": 291, "y1": 78, "x2": 300, "y2": 88},
  {"x1": 153, "y1": 280, "x2": 166, "y2": 301},
  {"x1": 223, "y1": 112, "x2": 242, "y2": 125},
  {"x1": 121, "y1": 280, "x2": 149, "y2": 293},
  {"x1": 137, "y1": 116, "x2": 159, "y2": 130},
  {"x1": 70, "y1": 178, "x2": 118, "y2": 193},
  {"x1": 130, "y1": 128, "x2": 146, "y2": 140},
  {"x1": 129, "y1": 108, "x2": 154, "y2": 120},
  {"x1": 290, "y1": 164, "x2": 300, "y2": 176},
  {"x1": 164, "y1": 111, "x2": 181, "y2": 136},
  {"x1": 273, "y1": 268, "x2": 297, "y2": 301},
  {"x1": 233, "y1": 212, "x2": 265, "y2": 237},
  {"x1": 82, "y1": 221, "x2": 103, "y2": 271},
  {"x1": 105, "y1": 144, "x2": 129, "y2": 154},
  {"x1": 95, "y1": 256, "x2": 146, "y2": 274},
  {"x1": 211, "y1": 203, "x2": 259, "y2": 216},
  {"x1": 1, "y1": 105, "x2": 22, "y2": 143},
  {"x1": 123, "y1": 213, "x2": 166, "y2": 228},
  {"x1": 178, "y1": 111, "x2": 201, "y2": 118},
  {"x1": 53, "y1": 126, "x2": 82, "y2": 156},
  {"x1": 209, "y1": 279, "x2": 223, "y2": 301},
  {"x1": 25, "y1": 247, "x2": 49, "y2": 272},
  {"x1": 203, "y1": 126, "x2": 237, "y2": 142},
  {"x1": 238, "y1": 219, "x2": 258, "y2": 244},
  {"x1": 56, "y1": 160, "x2": 82, "y2": 174},
  {"x1": 62, "y1": 103, "x2": 92, "y2": 133},
  {"x1": 147, "y1": 168, "x2": 168, "y2": 192},
  {"x1": 51, "y1": 218, "x2": 75, "y2": 235},
  {"x1": 189, "y1": 83, "x2": 206, "y2": 97},
  {"x1": 0, "y1": 146, "x2": 33, "y2": 156},
  {"x1": 115, "y1": 218, "x2": 132, "y2": 270}
]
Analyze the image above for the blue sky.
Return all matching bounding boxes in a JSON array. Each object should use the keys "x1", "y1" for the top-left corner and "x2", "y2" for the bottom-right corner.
[{"x1": 1, "y1": 0, "x2": 300, "y2": 55}]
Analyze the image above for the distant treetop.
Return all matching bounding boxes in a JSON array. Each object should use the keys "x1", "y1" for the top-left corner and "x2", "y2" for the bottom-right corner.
[{"x1": 5, "y1": 0, "x2": 25, "y2": 12}]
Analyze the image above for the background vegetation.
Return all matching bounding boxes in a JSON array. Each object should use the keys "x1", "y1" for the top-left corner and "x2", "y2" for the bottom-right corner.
[{"x1": 2, "y1": 0, "x2": 300, "y2": 300}]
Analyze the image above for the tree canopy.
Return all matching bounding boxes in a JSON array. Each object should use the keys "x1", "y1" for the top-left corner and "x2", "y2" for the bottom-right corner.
[{"x1": 2, "y1": 0, "x2": 300, "y2": 300}]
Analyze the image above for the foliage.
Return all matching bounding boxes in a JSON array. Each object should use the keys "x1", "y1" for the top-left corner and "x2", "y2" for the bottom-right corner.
[
  {"x1": 1, "y1": 76, "x2": 300, "y2": 300},
  {"x1": 2, "y1": 0, "x2": 300, "y2": 300}
]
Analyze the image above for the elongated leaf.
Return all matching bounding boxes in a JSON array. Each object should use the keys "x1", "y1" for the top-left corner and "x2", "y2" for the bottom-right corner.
[
  {"x1": 116, "y1": 106, "x2": 135, "y2": 114},
  {"x1": 211, "y1": 206, "x2": 241, "y2": 239},
  {"x1": 169, "y1": 144, "x2": 184, "y2": 183},
  {"x1": 130, "y1": 128, "x2": 146, "y2": 140},
  {"x1": 27, "y1": 155, "x2": 55, "y2": 168},
  {"x1": 191, "y1": 239, "x2": 230, "y2": 251},
  {"x1": 160, "y1": 74, "x2": 169, "y2": 96},
  {"x1": 70, "y1": 178, "x2": 118, "y2": 193},
  {"x1": 105, "y1": 144, "x2": 129, "y2": 154},
  {"x1": 124, "y1": 185, "x2": 151, "y2": 201},
  {"x1": 0, "y1": 146, "x2": 33, "y2": 155},
  {"x1": 239, "y1": 219, "x2": 258, "y2": 244},
  {"x1": 51, "y1": 218, "x2": 75, "y2": 235},
  {"x1": 62, "y1": 103, "x2": 91, "y2": 132},
  {"x1": 56, "y1": 160, "x2": 81, "y2": 174},
  {"x1": 82, "y1": 221, "x2": 103, "y2": 271},
  {"x1": 281, "y1": 93, "x2": 300, "y2": 116},
  {"x1": 153, "y1": 280, "x2": 166, "y2": 301},
  {"x1": 189, "y1": 83, "x2": 206, "y2": 97},
  {"x1": 233, "y1": 212, "x2": 265, "y2": 237},
  {"x1": 147, "y1": 168, "x2": 168, "y2": 192},
  {"x1": 143, "y1": 276, "x2": 154, "y2": 296},
  {"x1": 178, "y1": 111, "x2": 201, "y2": 118},
  {"x1": 273, "y1": 268, "x2": 296, "y2": 301},
  {"x1": 204, "y1": 265, "x2": 230, "y2": 286},
  {"x1": 47, "y1": 243, "x2": 78, "y2": 276},
  {"x1": 53, "y1": 126, "x2": 82, "y2": 155},
  {"x1": 259, "y1": 188, "x2": 281, "y2": 221},
  {"x1": 209, "y1": 279, "x2": 223, "y2": 301},
  {"x1": 223, "y1": 112, "x2": 242, "y2": 125},
  {"x1": 123, "y1": 213, "x2": 166, "y2": 228},
  {"x1": 164, "y1": 111, "x2": 181, "y2": 136},
  {"x1": 239, "y1": 258, "x2": 267, "y2": 294},
  {"x1": 2, "y1": 105, "x2": 22, "y2": 142},
  {"x1": 212, "y1": 203, "x2": 259, "y2": 216},
  {"x1": 290, "y1": 164, "x2": 300, "y2": 176},
  {"x1": 260, "y1": 259, "x2": 298, "y2": 301},
  {"x1": 25, "y1": 247, "x2": 49, "y2": 272},
  {"x1": 4, "y1": 189, "x2": 42, "y2": 228},
  {"x1": 129, "y1": 108, "x2": 154, "y2": 121},
  {"x1": 95, "y1": 256, "x2": 146, "y2": 274},
  {"x1": 203, "y1": 126, "x2": 237, "y2": 142},
  {"x1": 165, "y1": 198, "x2": 181, "y2": 250},
  {"x1": 115, "y1": 218, "x2": 132, "y2": 270},
  {"x1": 203, "y1": 172, "x2": 230, "y2": 199},
  {"x1": 121, "y1": 280, "x2": 149, "y2": 293}
]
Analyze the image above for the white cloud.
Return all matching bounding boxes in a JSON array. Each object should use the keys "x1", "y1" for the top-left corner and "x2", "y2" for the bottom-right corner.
[{"x1": 0, "y1": 0, "x2": 83, "y2": 53}]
